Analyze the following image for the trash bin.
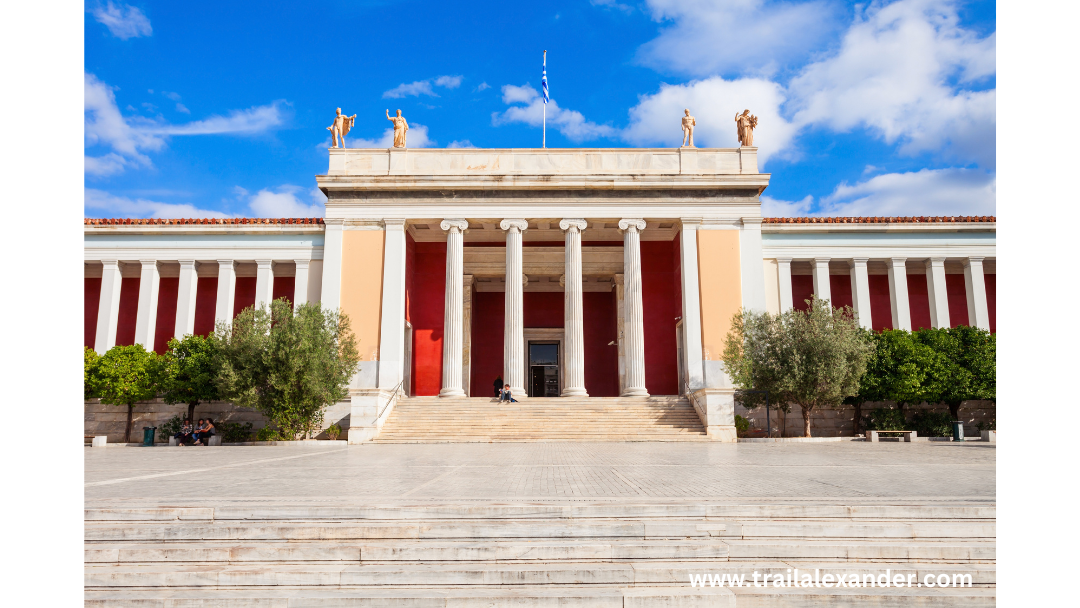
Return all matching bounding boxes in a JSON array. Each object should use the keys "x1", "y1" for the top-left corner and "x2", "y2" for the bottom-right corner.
[
  {"x1": 142, "y1": 426, "x2": 157, "y2": 447},
  {"x1": 951, "y1": 421, "x2": 965, "y2": 442}
]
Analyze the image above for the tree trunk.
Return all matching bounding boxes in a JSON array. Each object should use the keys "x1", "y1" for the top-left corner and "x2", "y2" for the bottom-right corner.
[
  {"x1": 948, "y1": 401, "x2": 961, "y2": 421},
  {"x1": 801, "y1": 405, "x2": 812, "y2": 437},
  {"x1": 187, "y1": 402, "x2": 197, "y2": 424},
  {"x1": 853, "y1": 402, "x2": 863, "y2": 435},
  {"x1": 125, "y1": 404, "x2": 134, "y2": 443}
]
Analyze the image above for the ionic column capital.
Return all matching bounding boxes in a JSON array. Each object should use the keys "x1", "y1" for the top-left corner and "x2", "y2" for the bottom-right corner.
[
  {"x1": 618, "y1": 218, "x2": 646, "y2": 233},
  {"x1": 559, "y1": 218, "x2": 588, "y2": 232},
  {"x1": 500, "y1": 219, "x2": 529, "y2": 232},
  {"x1": 440, "y1": 219, "x2": 469, "y2": 233}
]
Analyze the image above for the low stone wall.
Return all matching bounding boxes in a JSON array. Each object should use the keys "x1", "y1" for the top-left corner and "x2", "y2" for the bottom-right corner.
[
  {"x1": 85, "y1": 399, "x2": 354, "y2": 443},
  {"x1": 734, "y1": 400, "x2": 996, "y2": 438}
]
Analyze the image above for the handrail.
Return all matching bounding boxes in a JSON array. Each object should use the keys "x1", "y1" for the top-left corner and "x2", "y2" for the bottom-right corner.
[{"x1": 374, "y1": 379, "x2": 404, "y2": 424}]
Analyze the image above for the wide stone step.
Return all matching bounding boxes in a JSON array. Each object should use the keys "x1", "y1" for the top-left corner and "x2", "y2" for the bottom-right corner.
[
  {"x1": 85, "y1": 561, "x2": 996, "y2": 588},
  {"x1": 83, "y1": 584, "x2": 995, "y2": 607}
]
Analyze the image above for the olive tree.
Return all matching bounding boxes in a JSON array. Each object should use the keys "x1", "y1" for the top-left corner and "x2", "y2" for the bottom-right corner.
[
  {"x1": 161, "y1": 334, "x2": 220, "y2": 422},
  {"x1": 723, "y1": 296, "x2": 875, "y2": 437},
  {"x1": 94, "y1": 344, "x2": 162, "y2": 442},
  {"x1": 214, "y1": 299, "x2": 360, "y2": 439}
]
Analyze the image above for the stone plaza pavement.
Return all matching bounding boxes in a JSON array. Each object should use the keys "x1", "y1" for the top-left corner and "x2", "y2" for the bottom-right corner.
[{"x1": 85, "y1": 441, "x2": 995, "y2": 504}]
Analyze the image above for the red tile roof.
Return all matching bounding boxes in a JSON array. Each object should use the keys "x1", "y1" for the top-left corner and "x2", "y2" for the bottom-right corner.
[
  {"x1": 763, "y1": 216, "x2": 995, "y2": 224},
  {"x1": 84, "y1": 218, "x2": 324, "y2": 225}
]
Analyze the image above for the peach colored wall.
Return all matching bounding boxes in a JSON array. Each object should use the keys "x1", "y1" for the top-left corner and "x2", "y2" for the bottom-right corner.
[
  {"x1": 697, "y1": 230, "x2": 742, "y2": 362},
  {"x1": 340, "y1": 230, "x2": 385, "y2": 364}
]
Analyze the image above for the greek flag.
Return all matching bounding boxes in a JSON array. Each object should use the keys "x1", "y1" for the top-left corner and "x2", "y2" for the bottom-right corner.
[{"x1": 542, "y1": 55, "x2": 549, "y2": 104}]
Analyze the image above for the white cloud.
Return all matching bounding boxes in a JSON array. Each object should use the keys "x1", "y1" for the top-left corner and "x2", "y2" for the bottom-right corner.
[
  {"x1": 787, "y1": 0, "x2": 996, "y2": 167},
  {"x1": 163, "y1": 91, "x2": 182, "y2": 101},
  {"x1": 475, "y1": 82, "x2": 491, "y2": 92},
  {"x1": 492, "y1": 84, "x2": 618, "y2": 142},
  {"x1": 90, "y1": 2, "x2": 152, "y2": 40},
  {"x1": 818, "y1": 168, "x2": 995, "y2": 216},
  {"x1": 175, "y1": 103, "x2": 190, "y2": 114},
  {"x1": 351, "y1": 123, "x2": 435, "y2": 148},
  {"x1": 84, "y1": 73, "x2": 287, "y2": 176},
  {"x1": 447, "y1": 140, "x2": 477, "y2": 149},
  {"x1": 434, "y1": 75, "x2": 463, "y2": 89},
  {"x1": 635, "y1": 0, "x2": 840, "y2": 76},
  {"x1": 85, "y1": 188, "x2": 231, "y2": 219},
  {"x1": 621, "y1": 76, "x2": 797, "y2": 165},
  {"x1": 761, "y1": 194, "x2": 814, "y2": 217},
  {"x1": 383, "y1": 75, "x2": 464, "y2": 98},
  {"x1": 247, "y1": 186, "x2": 325, "y2": 217}
]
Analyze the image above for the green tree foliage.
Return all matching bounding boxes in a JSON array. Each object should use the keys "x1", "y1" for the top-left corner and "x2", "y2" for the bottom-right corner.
[
  {"x1": 94, "y1": 344, "x2": 161, "y2": 442},
  {"x1": 161, "y1": 334, "x2": 220, "y2": 422},
  {"x1": 864, "y1": 407, "x2": 907, "y2": 431},
  {"x1": 214, "y1": 299, "x2": 360, "y2": 440},
  {"x1": 84, "y1": 347, "x2": 100, "y2": 400},
  {"x1": 723, "y1": 296, "x2": 875, "y2": 437},
  {"x1": 913, "y1": 326, "x2": 996, "y2": 420},
  {"x1": 910, "y1": 410, "x2": 953, "y2": 437}
]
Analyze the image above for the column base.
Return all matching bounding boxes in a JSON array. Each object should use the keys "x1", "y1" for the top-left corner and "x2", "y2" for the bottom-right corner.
[
  {"x1": 561, "y1": 387, "x2": 589, "y2": 397},
  {"x1": 621, "y1": 388, "x2": 650, "y2": 397},
  {"x1": 438, "y1": 388, "x2": 467, "y2": 398},
  {"x1": 509, "y1": 386, "x2": 527, "y2": 400}
]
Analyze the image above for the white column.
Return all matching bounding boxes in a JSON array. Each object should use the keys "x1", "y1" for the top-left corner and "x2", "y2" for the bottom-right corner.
[
  {"x1": 812, "y1": 257, "x2": 832, "y2": 304},
  {"x1": 462, "y1": 274, "x2": 474, "y2": 396},
  {"x1": 887, "y1": 258, "x2": 912, "y2": 331},
  {"x1": 214, "y1": 260, "x2": 236, "y2": 327},
  {"x1": 133, "y1": 260, "x2": 160, "y2": 351},
  {"x1": 292, "y1": 260, "x2": 310, "y2": 309},
  {"x1": 614, "y1": 273, "x2": 626, "y2": 394},
  {"x1": 439, "y1": 220, "x2": 469, "y2": 398},
  {"x1": 501, "y1": 219, "x2": 529, "y2": 398},
  {"x1": 739, "y1": 218, "x2": 767, "y2": 312},
  {"x1": 560, "y1": 219, "x2": 588, "y2": 397},
  {"x1": 174, "y1": 260, "x2": 199, "y2": 339},
  {"x1": 849, "y1": 258, "x2": 873, "y2": 330},
  {"x1": 925, "y1": 257, "x2": 950, "y2": 329},
  {"x1": 619, "y1": 219, "x2": 649, "y2": 397},
  {"x1": 94, "y1": 260, "x2": 123, "y2": 353},
  {"x1": 776, "y1": 257, "x2": 794, "y2": 312},
  {"x1": 254, "y1": 260, "x2": 274, "y2": 310},
  {"x1": 378, "y1": 219, "x2": 408, "y2": 389},
  {"x1": 679, "y1": 220, "x2": 704, "y2": 391},
  {"x1": 964, "y1": 256, "x2": 990, "y2": 331},
  {"x1": 321, "y1": 218, "x2": 345, "y2": 310}
]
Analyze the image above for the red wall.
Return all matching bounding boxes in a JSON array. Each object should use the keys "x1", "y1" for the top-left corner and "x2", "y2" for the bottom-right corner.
[
  {"x1": 193, "y1": 277, "x2": 218, "y2": 336},
  {"x1": 791, "y1": 275, "x2": 813, "y2": 312},
  {"x1": 410, "y1": 242, "x2": 446, "y2": 396},
  {"x1": 671, "y1": 236, "x2": 683, "y2": 317},
  {"x1": 985, "y1": 274, "x2": 996, "y2": 333},
  {"x1": 233, "y1": 277, "x2": 256, "y2": 316},
  {"x1": 116, "y1": 277, "x2": 140, "y2": 346},
  {"x1": 523, "y1": 292, "x2": 563, "y2": 328},
  {"x1": 828, "y1": 274, "x2": 853, "y2": 310},
  {"x1": 641, "y1": 241, "x2": 679, "y2": 396},
  {"x1": 907, "y1": 274, "x2": 932, "y2": 331},
  {"x1": 868, "y1": 275, "x2": 893, "y2": 331},
  {"x1": 272, "y1": 276, "x2": 295, "y2": 306},
  {"x1": 153, "y1": 278, "x2": 179, "y2": 354},
  {"x1": 583, "y1": 290, "x2": 619, "y2": 396},
  {"x1": 470, "y1": 291, "x2": 505, "y2": 397},
  {"x1": 945, "y1": 274, "x2": 969, "y2": 327},
  {"x1": 85, "y1": 278, "x2": 101, "y2": 349}
]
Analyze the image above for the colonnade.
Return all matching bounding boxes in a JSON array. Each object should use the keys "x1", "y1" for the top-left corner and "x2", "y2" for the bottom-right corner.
[
  {"x1": 775, "y1": 256, "x2": 992, "y2": 331},
  {"x1": 91, "y1": 258, "x2": 311, "y2": 354},
  {"x1": 436, "y1": 218, "x2": 651, "y2": 399}
]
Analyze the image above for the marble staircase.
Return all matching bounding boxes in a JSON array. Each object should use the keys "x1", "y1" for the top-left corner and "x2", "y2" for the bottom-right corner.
[
  {"x1": 374, "y1": 396, "x2": 709, "y2": 442},
  {"x1": 83, "y1": 501, "x2": 995, "y2": 607}
]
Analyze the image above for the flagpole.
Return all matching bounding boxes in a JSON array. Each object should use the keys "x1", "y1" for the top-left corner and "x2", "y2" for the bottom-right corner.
[{"x1": 542, "y1": 50, "x2": 547, "y2": 149}]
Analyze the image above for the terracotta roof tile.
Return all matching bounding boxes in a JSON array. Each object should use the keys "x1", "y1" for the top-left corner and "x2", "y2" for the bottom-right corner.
[
  {"x1": 84, "y1": 218, "x2": 325, "y2": 226},
  {"x1": 762, "y1": 216, "x2": 995, "y2": 224}
]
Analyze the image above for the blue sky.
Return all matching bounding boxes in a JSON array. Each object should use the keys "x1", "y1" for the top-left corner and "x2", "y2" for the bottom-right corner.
[{"x1": 84, "y1": 0, "x2": 996, "y2": 219}]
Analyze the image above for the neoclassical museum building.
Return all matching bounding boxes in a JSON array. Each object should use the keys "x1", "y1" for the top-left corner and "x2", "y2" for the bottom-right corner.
[{"x1": 84, "y1": 147, "x2": 996, "y2": 441}]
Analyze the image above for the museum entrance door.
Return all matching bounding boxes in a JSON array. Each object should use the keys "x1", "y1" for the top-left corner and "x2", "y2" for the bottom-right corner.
[{"x1": 528, "y1": 342, "x2": 560, "y2": 397}]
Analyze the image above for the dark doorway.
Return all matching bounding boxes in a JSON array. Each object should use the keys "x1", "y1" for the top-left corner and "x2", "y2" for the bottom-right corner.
[{"x1": 529, "y1": 342, "x2": 560, "y2": 397}]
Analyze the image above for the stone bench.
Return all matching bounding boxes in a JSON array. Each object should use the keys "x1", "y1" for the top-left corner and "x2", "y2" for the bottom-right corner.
[
  {"x1": 85, "y1": 435, "x2": 107, "y2": 447},
  {"x1": 168, "y1": 436, "x2": 222, "y2": 446},
  {"x1": 865, "y1": 430, "x2": 920, "y2": 442}
]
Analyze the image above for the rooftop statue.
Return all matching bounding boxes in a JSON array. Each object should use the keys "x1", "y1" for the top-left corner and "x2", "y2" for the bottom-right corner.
[
  {"x1": 327, "y1": 108, "x2": 356, "y2": 149},
  {"x1": 681, "y1": 109, "x2": 696, "y2": 148},
  {"x1": 735, "y1": 109, "x2": 758, "y2": 147},
  {"x1": 386, "y1": 109, "x2": 409, "y2": 148}
]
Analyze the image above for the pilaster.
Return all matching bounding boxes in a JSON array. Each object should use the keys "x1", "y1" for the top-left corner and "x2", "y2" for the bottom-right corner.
[
  {"x1": 293, "y1": 260, "x2": 310, "y2": 309},
  {"x1": 850, "y1": 258, "x2": 873, "y2": 330},
  {"x1": 964, "y1": 257, "x2": 990, "y2": 331},
  {"x1": 776, "y1": 257, "x2": 793, "y2": 312},
  {"x1": 678, "y1": 219, "x2": 704, "y2": 392},
  {"x1": 254, "y1": 260, "x2": 274, "y2": 310},
  {"x1": 214, "y1": 260, "x2": 236, "y2": 327},
  {"x1": 812, "y1": 257, "x2": 832, "y2": 304},
  {"x1": 321, "y1": 218, "x2": 345, "y2": 310},
  {"x1": 739, "y1": 217, "x2": 766, "y2": 312},
  {"x1": 377, "y1": 219, "x2": 408, "y2": 390}
]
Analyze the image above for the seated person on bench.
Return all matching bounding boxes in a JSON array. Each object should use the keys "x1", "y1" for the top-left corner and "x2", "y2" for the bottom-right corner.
[
  {"x1": 175, "y1": 419, "x2": 194, "y2": 446},
  {"x1": 193, "y1": 418, "x2": 215, "y2": 446}
]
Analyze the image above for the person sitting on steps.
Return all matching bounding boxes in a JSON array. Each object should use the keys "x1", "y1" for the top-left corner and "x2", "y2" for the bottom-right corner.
[{"x1": 500, "y1": 384, "x2": 517, "y2": 403}]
